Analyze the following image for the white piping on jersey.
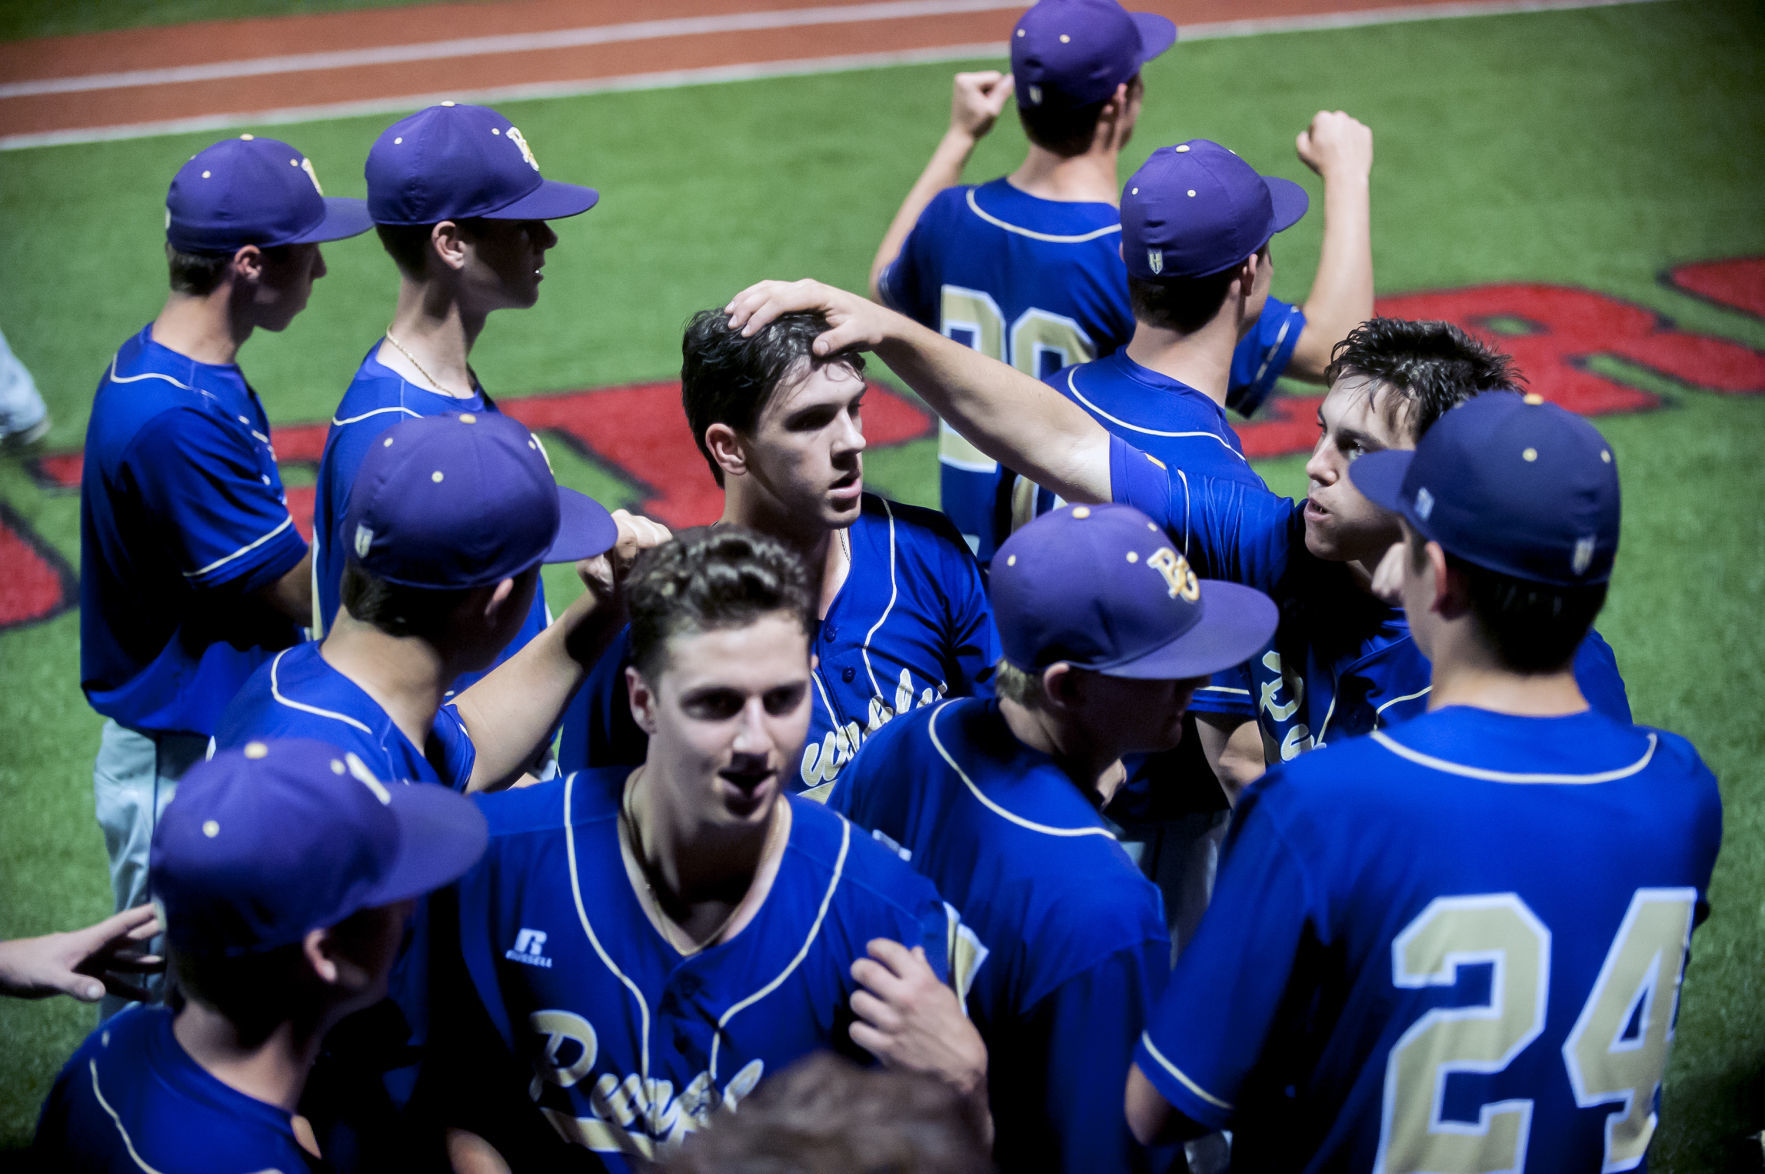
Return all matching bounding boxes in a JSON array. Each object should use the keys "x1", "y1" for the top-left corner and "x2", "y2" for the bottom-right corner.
[
  {"x1": 859, "y1": 501, "x2": 899, "y2": 698},
  {"x1": 564, "y1": 771, "x2": 655, "y2": 1087},
  {"x1": 1137, "y1": 1031, "x2": 1235, "y2": 1112},
  {"x1": 808, "y1": 668, "x2": 843, "y2": 749},
  {"x1": 331, "y1": 404, "x2": 423, "y2": 427},
  {"x1": 964, "y1": 188, "x2": 1122, "y2": 243},
  {"x1": 708, "y1": 815, "x2": 850, "y2": 1084},
  {"x1": 1311, "y1": 692, "x2": 1340, "y2": 748},
  {"x1": 88, "y1": 1058, "x2": 169, "y2": 1174},
  {"x1": 1175, "y1": 467, "x2": 1192, "y2": 556},
  {"x1": 1373, "y1": 685, "x2": 1431, "y2": 725},
  {"x1": 1247, "y1": 310, "x2": 1296, "y2": 391},
  {"x1": 182, "y1": 516, "x2": 295, "y2": 580},
  {"x1": 929, "y1": 703, "x2": 1115, "y2": 839},
  {"x1": 267, "y1": 648, "x2": 375, "y2": 736},
  {"x1": 1195, "y1": 685, "x2": 1251, "y2": 697},
  {"x1": 1370, "y1": 729, "x2": 1658, "y2": 784},
  {"x1": 1064, "y1": 370, "x2": 1249, "y2": 463}
]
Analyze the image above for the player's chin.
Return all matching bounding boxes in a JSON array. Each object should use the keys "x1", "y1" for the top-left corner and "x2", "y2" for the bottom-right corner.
[{"x1": 1301, "y1": 518, "x2": 1343, "y2": 562}]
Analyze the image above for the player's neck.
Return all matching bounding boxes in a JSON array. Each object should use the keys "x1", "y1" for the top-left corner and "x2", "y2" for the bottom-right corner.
[
  {"x1": 719, "y1": 496, "x2": 847, "y2": 617},
  {"x1": 381, "y1": 279, "x2": 483, "y2": 398},
  {"x1": 152, "y1": 289, "x2": 250, "y2": 366},
  {"x1": 172, "y1": 1000, "x2": 321, "y2": 1114},
  {"x1": 1425, "y1": 627, "x2": 1590, "y2": 716},
  {"x1": 1008, "y1": 144, "x2": 1121, "y2": 205},
  {"x1": 321, "y1": 614, "x2": 453, "y2": 751},
  {"x1": 1124, "y1": 319, "x2": 1238, "y2": 407},
  {"x1": 999, "y1": 698, "x2": 1129, "y2": 806}
]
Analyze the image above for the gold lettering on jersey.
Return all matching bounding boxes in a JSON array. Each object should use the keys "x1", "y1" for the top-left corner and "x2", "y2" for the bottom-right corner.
[
  {"x1": 1146, "y1": 547, "x2": 1201, "y2": 601},
  {"x1": 799, "y1": 668, "x2": 948, "y2": 789},
  {"x1": 530, "y1": 1010, "x2": 598, "y2": 1089}
]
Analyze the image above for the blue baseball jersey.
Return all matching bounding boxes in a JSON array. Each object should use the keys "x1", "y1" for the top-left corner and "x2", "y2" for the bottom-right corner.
[
  {"x1": 443, "y1": 769, "x2": 953, "y2": 1168},
  {"x1": 829, "y1": 698, "x2": 1170, "y2": 1173},
  {"x1": 877, "y1": 177, "x2": 1304, "y2": 559},
  {"x1": 1109, "y1": 437, "x2": 1632, "y2": 763},
  {"x1": 79, "y1": 325, "x2": 308, "y2": 737},
  {"x1": 213, "y1": 642, "x2": 476, "y2": 790},
  {"x1": 995, "y1": 349, "x2": 1271, "y2": 721},
  {"x1": 558, "y1": 494, "x2": 1000, "y2": 796},
  {"x1": 312, "y1": 343, "x2": 549, "y2": 694},
  {"x1": 34, "y1": 1004, "x2": 324, "y2": 1173},
  {"x1": 1137, "y1": 706, "x2": 1722, "y2": 1172}
]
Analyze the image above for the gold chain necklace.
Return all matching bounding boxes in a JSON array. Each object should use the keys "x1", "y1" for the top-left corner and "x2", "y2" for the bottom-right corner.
[
  {"x1": 382, "y1": 330, "x2": 456, "y2": 396},
  {"x1": 621, "y1": 770, "x2": 781, "y2": 957}
]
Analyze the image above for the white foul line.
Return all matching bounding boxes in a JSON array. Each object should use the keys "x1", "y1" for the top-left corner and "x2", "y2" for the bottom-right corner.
[{"x1": 0, "y1": 0, "x2": 1668, "y2": 152}]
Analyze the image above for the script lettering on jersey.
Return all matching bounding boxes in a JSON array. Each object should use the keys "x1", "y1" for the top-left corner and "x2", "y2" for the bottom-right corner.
[
  {"x1": 799, "y1": 667, "x2": 948, "y2": 789},
  {"x1": 1256, "y1": 650, "x2": 1315, "y2": 761},
  {"x1": 527, "y1": 1009, "x2": 764, "y2": 1156}
]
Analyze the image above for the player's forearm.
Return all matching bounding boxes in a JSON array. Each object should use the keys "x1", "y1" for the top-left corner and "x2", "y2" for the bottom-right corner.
[
  {"x1": 869, "y1": 130, "x2": 980, "y2": 300},
  {"x1": 872, "y1": 317, "x2": 1113, "y2": 504},
  {"x1": 1124, "y1": 1063, "x2": 1210, "y2": 1146},
  {"x1": 455, "y1": 590, "x2": 621, "y2": 792},
  {"x1": 1289, "y1": 170, "x2": 1374, "y2": 381},
  {"x1": 251, "y1": 548, "x2": 315, "y2": 626}
]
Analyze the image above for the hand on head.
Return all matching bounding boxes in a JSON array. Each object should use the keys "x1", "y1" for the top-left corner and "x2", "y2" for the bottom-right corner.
[{"x1": 725, "y1": 280, "x2": 888, "y2": 356}]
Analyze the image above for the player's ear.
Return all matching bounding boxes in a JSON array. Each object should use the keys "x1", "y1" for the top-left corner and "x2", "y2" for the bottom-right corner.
[
  {"x1": 230, "y1": 244, "x2": 264, "y2": 284},
  {"x1": 303, "y1": 926, "x2": 341, "y2": 986},
  {"x1": 431, "y1": 220, "x2": 469, "y2": 272},
  {"x1": 626, "y1": 664, "x2": 658, "y2": 736},
  {"x1": 1040, "y1": 662, "x2": 1081, "y2": 711},
  {"x1": 1426, "y1": 540, "x2": 1471, "y2": 617},
  {"x1": 704, "y1": 423, "x2": 748, "y2": 481}
]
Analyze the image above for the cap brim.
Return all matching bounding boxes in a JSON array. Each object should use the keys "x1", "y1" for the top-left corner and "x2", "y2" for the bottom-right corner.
[
  {"x1": 1104, "y1": 580, "x2": 1279, "y2": 680},
  {"x1": 368, "y1": 784, "x2": 488, "y2": 907},
  {"x1": 1264, "y1": 177, "x2": 1309, "y2": 235},
  {"x1": 287, "y1": 196, "x2": 374, "y2": 244},
  {"x1": 545, "y1": 487, "x2": 619, "y2": 563},
  {"x1": 1132, "y1": 13, "x2": 1179, "y2": 64},
  {"x1": 486, "y1": 180, "x2": 600, "y2": 221},
  {"x1": 1345, "y1": 448, "x2": 1414, "y2": 514}
]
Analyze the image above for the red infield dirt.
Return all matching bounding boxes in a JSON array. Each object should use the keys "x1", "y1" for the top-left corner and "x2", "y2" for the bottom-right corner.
[{"x1": 2, "y1": 0, "x2": 1555, "y2": 143}]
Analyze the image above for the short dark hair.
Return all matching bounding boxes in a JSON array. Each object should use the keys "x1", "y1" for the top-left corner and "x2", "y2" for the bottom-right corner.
[
  {"x1": 626, "y1": 526, "x2": 816, "y2": 682},
  {"x1": 681, "y1": 308, "x2": 865, "y2": 487},
  {"x1": 1326, "y1": 318, "x2": 1523, "y2": 442},
  {"x1": 1016, "y1": 74, "x2": 1142, "y2": 158},
  {"x1": 168, "y1": 939, "x2": 310, "y2": 1047},
  {"x1": 374, "y1": 222, "x2": 436, "y2": 280},
  {"x1": 1127, "y1": 268, "x2": 1241, "y2": 335},
  {"x1": 1406, "y1": 527, "x2": 1606, "y2": 673},
  {"x1": 340, "y1": 560, "x2": 474, "y2": 640},
  {"x1": 166, "y1": 244, "x2": 232, "y2": 295},
  {"x1": 659, "y1": 1053, "x2": 991, "y2": 1174}
]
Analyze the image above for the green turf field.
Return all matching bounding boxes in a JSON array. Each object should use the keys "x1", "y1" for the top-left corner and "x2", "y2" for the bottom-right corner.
[{"x1": 2, "y1": 0, "x2": 1762, "y2": 1168}]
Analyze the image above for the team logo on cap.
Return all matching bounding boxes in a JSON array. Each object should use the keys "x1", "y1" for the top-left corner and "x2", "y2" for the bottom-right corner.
[
  {"x1": 1146, "y1": 546, "x2": 1200, "y2": 602},
  {"x1": 1147, "y1": 249, "x2": 1163, "y2": 276},
  {"x1": 506, "y1": 125, "x2": 540, "y2": 172},
  {"x1": 1414, "y1": 487, "x2": 1435, "y2": 521},
  {"x1": 1572, "y1": 535, "x2": 1596, "y2": 576},
  {"x1": 300, "y1": 157, "x2": 325, "y2": 195},
  {"x1": 1027, "y1": 84, "x2": 1043, "y2": 106},
  {"x1": 354, "y1": 523, "x2": 374, "y2": 560}
]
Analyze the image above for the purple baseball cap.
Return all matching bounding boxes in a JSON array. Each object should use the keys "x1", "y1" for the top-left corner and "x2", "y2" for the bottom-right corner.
[
  {"x1": 1348, "y1": 392, "x2": 1621, "y2": 586},
  {"x1": 166, "y1": 134, "x2": 372, "y2": 254},
  {"x1": 991, "y1": 504, "x2": 1277, "y2": 679},
  {"x1": 344, "y1": 411, "x2": 618, "y2": 590},
  {"x1": 1011, "y1": 0, "x2": 1177, "y2": 112},
  {"x1": 366, "y1": 102, "x2": 600, "y2": 225},
  {"x1": 152, "y1": 739, "x2": 487, "y2": 956},
  {"x1": 1122, "y1": 140, "x2": 1308, "y2": 279}
]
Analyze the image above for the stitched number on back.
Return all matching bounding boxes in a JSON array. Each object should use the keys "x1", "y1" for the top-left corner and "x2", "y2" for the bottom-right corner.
[
  {"x1": 938, "y1": 287, "x2": 1096, "y2": 377},
  {"x1": 1562, "y1": 889, "x2": 1696, "y2": 1172},
  {"x1": 1377, "y1": 895, "x2": 1548, "y2": 1174}
]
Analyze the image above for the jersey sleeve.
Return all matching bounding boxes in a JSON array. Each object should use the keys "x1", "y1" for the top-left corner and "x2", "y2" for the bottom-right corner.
[
  {"x1": 128, "y1": 408, "x2": 307, "y2": 593},
  {"x1": 431, "y1": 703, "x2": 480, "y2": 792},
  {"x1": 937, "y1": 520, "x2": 1002, "y2": 695},
  {"x1": 1186, "y1": 662, "x2": 1257, "y2": 719},
  {"x1": 1226, "y1": 297, "x2": 1306, "y2": 417},
  {"x1": 1133, "y1": 778, "x2": 1316, "y2": 1132},
  {"x1": 875, "y1": 187, "x2": 963, "y2": 325},
  {"x1": 315, "y1": 408, "x2": 417, "y2": 633},
  {"x1": 1573, "y1": 629, "x2": 1632, "y2": 724},
  {"x1": 556, "y1": 627, "x2": 649, "y2": 775}
]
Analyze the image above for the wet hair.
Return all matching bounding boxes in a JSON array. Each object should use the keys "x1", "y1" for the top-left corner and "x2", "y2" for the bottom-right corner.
[
  {"x1": 1326, "y1": 318, "x2": 1523, "y2": 443},
  {"x1": 681, "y1": 308, "x2": 866, "y2": 487},
  {"x1": 340, "y1": 560, "x2": 475, "y2": 641},
  {"x1": 1127, "y1": 267, "x2": 1242, "y2": 335},
  {"x1": 625, "y1": 526, "x2": 817, "y2": 682},
  {"x1": 1406, "y1": 527, "x2": 1606, "y2": 672},
  {"x1": 659, "y1": 1053, "x2": 991, "y2": 1174},
  {"x1": 1016, "y1": 74, "x2": 1143, "y2": 158}
]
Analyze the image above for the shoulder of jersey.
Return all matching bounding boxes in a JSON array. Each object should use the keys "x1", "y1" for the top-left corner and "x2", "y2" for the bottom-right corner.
[
  {"x1": 473, "y1": 768, "x2": 617, "y2": 838},
  {"x1": 863, "y1": 495, "x2": 979, "y2": 565},
  {"x1": 793, "y1": 797, "x2": 942, "y2": 908}
]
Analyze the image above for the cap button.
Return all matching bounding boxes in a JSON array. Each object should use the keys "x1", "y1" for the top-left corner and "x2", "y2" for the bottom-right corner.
[
  {"x1": 1187, "y1": 189, "x2": 1197, "y2": 197},
  {"x1": 202, "y1": 820, "x2": 220, "y2": 838},
  {"x1": 1059, "y1": 33, "x2": 1071, "y2": 42},
  {"x1": 244, "y1": 741, "x2": 268, "y2": 759},
  {"x1": 441, "y1": 100, "x2": 457, "y2": 107},
  {"x1": 239, "y1": 132, "x2": 254, "y2": 141},
  {"x1": 1523, "y1": 393, "x2": 1544, "y2": 405},
  {"x1": 1522, "y1": 447, "x2": 1538, "y2": 462},
  {"x1": 459, "y1": 413, "x2": 477, "y2": 423},
  {"x1": 200, "y1": 170, "x2": 211, "y2": 179},
  {"x1": 1126, "y1": 552, "x2": 1139, "y2": 563},
  {"x1": 1006, "y1": 554, "x2": 1017, "y2": 566},
  {"x1": 431, "y1": 471, "x2": 445, "y2": 483},
  {"x1": 1072, "y1": 506, "x2": 1091, "y2": 519},
  {"x1": 1175, "y1": 144, "x2": 1190, "y2": 153}
]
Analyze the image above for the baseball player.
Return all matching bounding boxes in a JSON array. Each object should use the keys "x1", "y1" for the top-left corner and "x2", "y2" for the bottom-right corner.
[
  {"x1": 311, "y1": 101, "x2": 599, "y2": 700},
  {"x1": 722, "y1": 283, "x2": 1631, "y2": 771},
  {"x1": 428, "y1": 526, "x2": 985, "y2": 1168},
  {"x1": 830, "y1": 503, "x2": 1277, "y2": 1172},
  {"x1": 79, "y1": 133, "x2": 370, "y2": 1016},
  {"x1": 213, "y1": 410, "x2": 652, "y2": 1169},
  {"x1": 0, "y1": 324, "x2": 50, "y2": 449},
  {"x1": 1125, "y1": 393, "x2": 1723, "y2": 1172},
  {"x1": 33, "y1": 737, "x2": 488, "y2": 1172},
  {"x1": 870, "y1": 0, "x2": 1374, "y2": 559},
  {"x1": 558, "y1": 308, "x2": 1000, "y2": 798}
]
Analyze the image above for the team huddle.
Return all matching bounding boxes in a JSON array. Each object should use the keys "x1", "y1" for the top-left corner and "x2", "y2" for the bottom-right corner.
[{"x1": 19, "y1": 1, "x2": 1722, "y2": 1171}]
